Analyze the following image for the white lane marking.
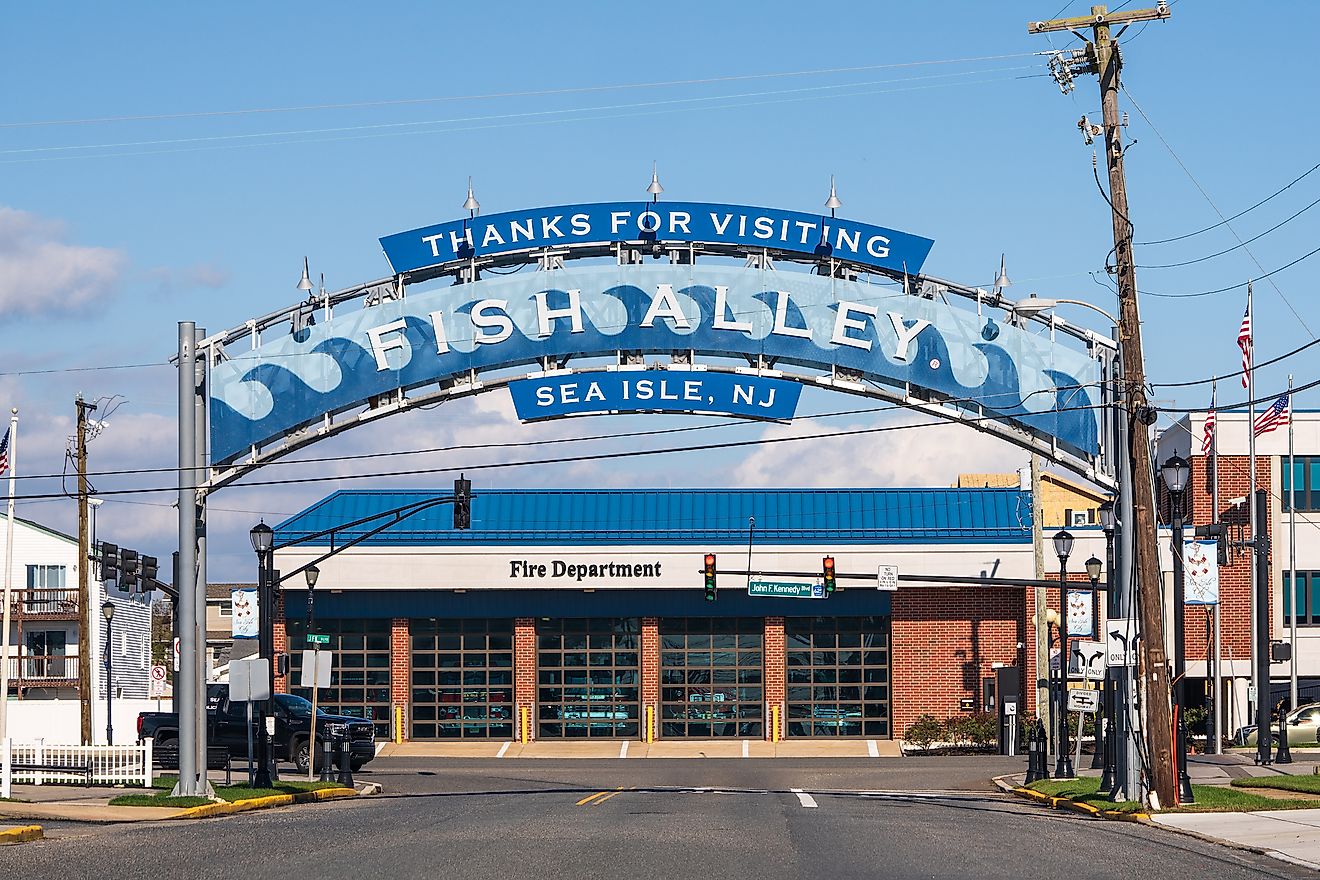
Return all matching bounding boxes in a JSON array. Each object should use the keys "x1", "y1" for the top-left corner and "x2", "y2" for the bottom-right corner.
[
  {"x1": 867, "y1": 739, "x2": 879, "y2": 758},
  {"x1": 742, "y1": 740, "x2": 749, "y2": 758},
  {"x1": 496, "y1": 741, "x2": 511, "y2": 758},
  {"x1": 791, "y1": 788, "x2": 818, "y2": 808},
  {"x1": 619, "y1": 741, "x2": 629, "y2": 758},
  {"x1": 375, "y1": 742, "x2": 386, "y2": 756}
]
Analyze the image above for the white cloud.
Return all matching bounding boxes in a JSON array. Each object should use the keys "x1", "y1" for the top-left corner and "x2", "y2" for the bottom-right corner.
[
  {"x1": 0, "y1": 207, "x2": 126, "y2": 318},
  {"x1": 732, "y1": 412, "x2": 1027, "y2": 488}
]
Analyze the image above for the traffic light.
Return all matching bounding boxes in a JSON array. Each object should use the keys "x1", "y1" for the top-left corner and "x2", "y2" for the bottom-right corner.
[
  {"x1": 99, "y1": 542, "x2": 121, "y2": 583},
  {"x1": 141, "y1": 555, "x2": 159, "y2": 588},
  {"x1": 454, "y1": 474, "x2": 472, "y2": 530},
  {"x1": 822, "y1": 556, "x2": 837, "y2": 593},
  {"x1": 121, "y1": 548, "x2": 140, "y2": 591},
  {"x1": 703, "y1": 553, "x2": 717, "y2": 602}
]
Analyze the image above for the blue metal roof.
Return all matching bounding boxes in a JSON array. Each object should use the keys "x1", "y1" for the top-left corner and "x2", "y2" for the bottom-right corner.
[{"x1": 275, "y1": 487, "x2": 1032, "y2": 547}]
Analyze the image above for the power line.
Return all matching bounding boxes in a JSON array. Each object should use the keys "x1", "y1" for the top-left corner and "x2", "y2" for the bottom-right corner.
[
  {"x1": 1156, "y1": 374, "x2": 1320, "y2": 414},
  {"x1": 0, "y1": 72, "x2": 1040, "y2": 166},
  {"x1": 0, "y1": 400, "x2": 1108, "y2": 504},
  {"x1": 1138, "y1": 241, "x2": 1320, "y2": 299},
  {"x1": 0, "y1": 361, "x2": 167, "y2": 378},
  {"x1": 1122, "y1": 86, "x2": 1315, "y2": 335},
  {"x1": 0, "y1": 53, "x2": 1045, "y2": 129},
  {"x1": 1149, "y1": 336, "x2": 1320, "y2": 389},
  {"x1": 6, "y1": 383, "x2": 1097, "y2": 483},
  {"x1": 1135, "y1": 159, "x2": 1320, "y2": 246},
  {"x1": 1135, "y1": 190, "x2": 1320, "y2": 269}
]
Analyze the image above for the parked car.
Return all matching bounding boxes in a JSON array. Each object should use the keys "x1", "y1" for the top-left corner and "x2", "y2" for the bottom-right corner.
[
  {"x1": 1235, "y1": 702, "x2": 1320, "y2": 747},
  {"x1": 137, "y1": 684, "x2": 376, "y2": 772}
]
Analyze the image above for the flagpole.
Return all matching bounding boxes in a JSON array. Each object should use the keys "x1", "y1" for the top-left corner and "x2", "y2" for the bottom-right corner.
[
  {"x1": 1288, "y1": 374, "x2": 1297, "y2": 711},
  {"x1": 1247, "y1": 281, "x2": 1258, "y2": 721},
  {"x1": 1, "y1": 408, "x2": 18, "y2": 754},
  {"x1": 1211, "y1": 381, "x2": 1223, "y2": 754}
]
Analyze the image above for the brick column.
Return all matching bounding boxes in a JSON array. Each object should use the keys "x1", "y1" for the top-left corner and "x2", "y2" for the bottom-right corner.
[
  {"x1": 764, "y1": 617, "x2": 785, "y2": 740},
  {"x1": 273, "y1": 591, "x2": 288, "y2": 693},
  {"x1": 514, "y1": 618, "x2": 536, "y2": 741},
  {"x1": 391, "y1": 618, "x2": 410, "y2": 742},
  {"x1": 641, "y1": 617, "x2": 659, "y2": 740}
]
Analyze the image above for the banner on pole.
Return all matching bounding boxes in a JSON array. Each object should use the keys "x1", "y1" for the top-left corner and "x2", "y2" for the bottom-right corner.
[
  {"x1": 231, "y1": 588, "x2": 258, "y2": 639},
  {"x1": 1067, "y1": 590, "x2": 1094, "y2": 637},
  {"x1": 1184, "y1": 540, "x2": 1219, "y2": 605}
]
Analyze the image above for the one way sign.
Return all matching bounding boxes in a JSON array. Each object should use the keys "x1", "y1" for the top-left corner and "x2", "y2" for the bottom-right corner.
[{"x1": 1106, "y1": 618, "x2": 1139, "y2": 668}]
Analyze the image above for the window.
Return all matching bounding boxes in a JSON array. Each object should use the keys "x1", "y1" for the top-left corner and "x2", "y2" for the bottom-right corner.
[
  {"x1": 25, "y1": 565, "x2": 66, "y2": 590},
  {"x1": 217, "y1": 601, "x2": 233, "y2": 617},
  {"x1": 1284, "y1": 572, "x2": 1320, "y2": 627},
  {"x1": 1284, "y1": 457, "x2": 1320, "y2": 512},
  {"x1": 1071, "y1": 510, "x2": 1090, "y2": 527}
]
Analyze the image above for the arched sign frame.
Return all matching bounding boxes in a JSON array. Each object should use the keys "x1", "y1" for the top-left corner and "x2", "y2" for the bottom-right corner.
[{"x1": 196, "y1": 202, "x2": 1119, "y2": 492}]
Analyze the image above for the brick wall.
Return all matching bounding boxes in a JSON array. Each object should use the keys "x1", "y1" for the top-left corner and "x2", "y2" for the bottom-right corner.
[
  {"x1": 273, "y1": 591, "x2": 287, "y2": 694},
  {"x1": 891, "y1": 587, "x2": 1025, "y2": 735},
  {"x1": 390, "y1": 618, "x2": 410, "y2": 741},
  {"x1": 764, "y1": 617, "x2": 785, "y2": 740},
  {"x1": 640, "y1": 618, "x2": 659, "y2": 704},
  {"x1": 514, "y1": 618, "x2": 536, "y2": 740}
]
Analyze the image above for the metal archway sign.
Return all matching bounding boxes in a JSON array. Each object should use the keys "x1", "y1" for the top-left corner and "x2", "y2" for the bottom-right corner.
[{"x1": 196, "y1": 200, "x2": 1117, "y2": 490}]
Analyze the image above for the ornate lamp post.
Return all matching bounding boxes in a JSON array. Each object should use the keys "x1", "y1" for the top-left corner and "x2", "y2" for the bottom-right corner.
[
  {"x1": 250, "y1": 522, "x2": 275, "y2": 788},
  {"x1": 1084, "y1": 554, "x2": 1104, "y2": 769},
  {"x1": 1053, "y1": 529, "x2": 1075, "y2": 778},
  {"x1": 1160, "y1": 454, "x2": 1194, "y2": 803},
  {"x1": 101, "y1": 600, "x2": 115, "y2": 745},
  {"x1": 1097, "y1": 499, "x2": 1117, "y2": 790}
]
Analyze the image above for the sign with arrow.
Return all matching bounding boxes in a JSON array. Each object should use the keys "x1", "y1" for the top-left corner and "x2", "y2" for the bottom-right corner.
[{"x1": 1106, "y1": 617, "x2": 1138, "y2": 668}]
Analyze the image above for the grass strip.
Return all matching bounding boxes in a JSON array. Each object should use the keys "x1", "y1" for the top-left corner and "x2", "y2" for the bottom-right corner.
[
  {"x1": 1028, "y1": 775, "x2": 1320, "y2": 812},
  {"x1": 111, "y1": 779, "x2": 342, "y2": 807}
]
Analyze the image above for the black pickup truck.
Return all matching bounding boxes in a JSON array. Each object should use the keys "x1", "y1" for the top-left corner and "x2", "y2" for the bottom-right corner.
[{"x1": 137, "y1": 684, "x2": 377, "y2": 772}]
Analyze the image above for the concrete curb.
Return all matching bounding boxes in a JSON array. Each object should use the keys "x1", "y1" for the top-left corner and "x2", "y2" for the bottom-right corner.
[
  {"x1": 172, "y1": 787, "x2": 358, "y2": 820},
  {"x1": 993, "y1": 776, "x2": 1150, "y2": 823},
  {"x1": 0, "y1": 824, "x2": 44, "y2": 845}
]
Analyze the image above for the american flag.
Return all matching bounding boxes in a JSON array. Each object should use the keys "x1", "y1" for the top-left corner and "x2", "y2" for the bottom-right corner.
[
  {"x1": 1237, "y1": 305, "x2": 1252, "y2": 388},
  {"x1": 1201, "y1": 389, "x2": 1216, "y2": 455},
  {"x1": 1253, "y1": 393, "x2": 1290, "y2": 438},
  {"x1": 0, "y1": 426, "x2": 8, "y2": 476}
]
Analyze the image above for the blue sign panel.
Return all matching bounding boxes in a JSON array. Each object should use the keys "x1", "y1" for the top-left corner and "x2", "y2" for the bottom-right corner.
[
  {"x1": 210, "y1": 265, "x2": 1100, "y2": 465},
  {"x1": 380, "y1": 202, "x2": 934, "y2": 277},
  {"x1": 508, "y1": 372, "x2": 801, "y2": 421}
]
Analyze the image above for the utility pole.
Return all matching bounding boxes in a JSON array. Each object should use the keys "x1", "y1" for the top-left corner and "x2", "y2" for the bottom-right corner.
[
  {"x1": 1028, "y1": 3, "x2": 1176, "y2": 806},
  {"x1": 75, "y1": 395, "x2": 97, "y2": 745}
]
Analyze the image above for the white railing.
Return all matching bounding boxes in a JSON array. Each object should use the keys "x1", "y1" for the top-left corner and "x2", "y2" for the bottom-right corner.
[{"x1": 1, "y1": 737, "x2": 153, "y2": 794}]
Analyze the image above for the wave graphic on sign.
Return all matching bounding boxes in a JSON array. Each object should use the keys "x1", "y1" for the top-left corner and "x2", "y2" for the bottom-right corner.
[{"x1": 210, "y1": 266, "x2": 1098, "y2": 464}]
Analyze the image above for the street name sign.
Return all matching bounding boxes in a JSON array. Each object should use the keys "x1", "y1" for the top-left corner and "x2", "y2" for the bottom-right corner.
[
  {"x1": 876, "y1": 565, "x2": 899, "y2": 591},
  {"x1": 1067, "y1": 689, "x2": 1101, "y2": 713},
  {"x1": 748, "y1": 580, "x2": 822, "y2": 599},
  {"x1": 307, "y1": 634, "x2": 331, "y2": 646}
]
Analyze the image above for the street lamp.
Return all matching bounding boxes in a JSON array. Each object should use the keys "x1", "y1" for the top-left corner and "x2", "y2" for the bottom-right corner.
[
  {"x1": 303, "y1": 564, "x2": 323, "y2": 782},
  {"x1": 1097, "y1": 499, "x2": 1118, "y2": 790},
  {"x1": 249, "y1": 522, "x2": 275, "y2": 788},
  {"x1": 1084, "y1": 554, "x2": 1105, "y2": 770},
  {"x1": 1160, "y1": 454, "x2": 1195, "y2": 803},
  {"x1": 101, "y1": 600, "x2": 115, "y2": 745},
  {"x1": 1053, "y1": 529, "x2": 1075, "y2": 778}
]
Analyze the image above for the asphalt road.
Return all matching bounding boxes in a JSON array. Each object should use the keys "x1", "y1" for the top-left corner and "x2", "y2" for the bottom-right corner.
[{"x1": 6, "y1": 757, "x2": 1313, "y2": 880}]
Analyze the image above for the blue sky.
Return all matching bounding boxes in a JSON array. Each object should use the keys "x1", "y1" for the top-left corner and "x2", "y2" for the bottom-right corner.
[{"x1": 2, "y1": 1, "x2": 1317, "y2": 579}]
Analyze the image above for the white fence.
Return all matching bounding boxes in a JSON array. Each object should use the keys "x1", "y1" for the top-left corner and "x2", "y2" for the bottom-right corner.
[{"x1": 1, "y1": 737, "x2": 153, "y2": 796}]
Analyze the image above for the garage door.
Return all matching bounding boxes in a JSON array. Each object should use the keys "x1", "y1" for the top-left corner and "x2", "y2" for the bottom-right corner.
[
  {"x1": 785, "y1": 616, "x2": 890, "y2": 737},
  {"x1": 661, "y1": 617, "x2": 763, "y2": 738},
  {"x1": 409, "y1": 618, "x2": 514, "y2": 739},
  {"x1": 537, "y1": 618, "x2": 640, "y2": 738}
]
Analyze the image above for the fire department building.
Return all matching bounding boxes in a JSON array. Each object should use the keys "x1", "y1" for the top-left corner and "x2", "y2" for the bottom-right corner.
[{"x1": 271, "y1": 486, "x2": 1052, "y2": 742}]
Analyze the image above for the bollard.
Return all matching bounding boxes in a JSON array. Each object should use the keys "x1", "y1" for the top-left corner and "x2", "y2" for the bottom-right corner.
[
  {"x1": 336, "y1": 737, "x2": 355, "y2": 788},
  {"x1": 1025, "y1": 720, "x2": 1047, "y2": 784},
  {"x1": 1277, "y1": 711, "x2": 1293, "y2": 764},
  {"x1": 319, "y1": 737, "x2": 336, "y2": 782}
]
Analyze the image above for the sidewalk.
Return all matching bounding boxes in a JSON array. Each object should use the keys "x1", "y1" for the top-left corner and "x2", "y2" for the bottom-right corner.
[
  {"x1": 1000, "y1": 753, "x2": 1320, "y2": 872},
  {"x1": 376, "y1": 739, "x2": 902, "y2": 759}
]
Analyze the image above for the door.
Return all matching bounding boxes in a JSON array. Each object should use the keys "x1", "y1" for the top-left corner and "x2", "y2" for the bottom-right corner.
[
  {"x1": 537, "y1": 618, "x2": 640, "y2": 738},
  {"x1": 785, "y1": 616, "x2": 891, "y2": 737}
]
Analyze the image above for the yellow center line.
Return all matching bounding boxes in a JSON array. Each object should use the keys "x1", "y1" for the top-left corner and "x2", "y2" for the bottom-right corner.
[
  {"x1": 592, "y1": 785, "x2": 627, "y2": 805},
  {"x1": 576, "y1": 790, "x2": 612, "y2": 806}
]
